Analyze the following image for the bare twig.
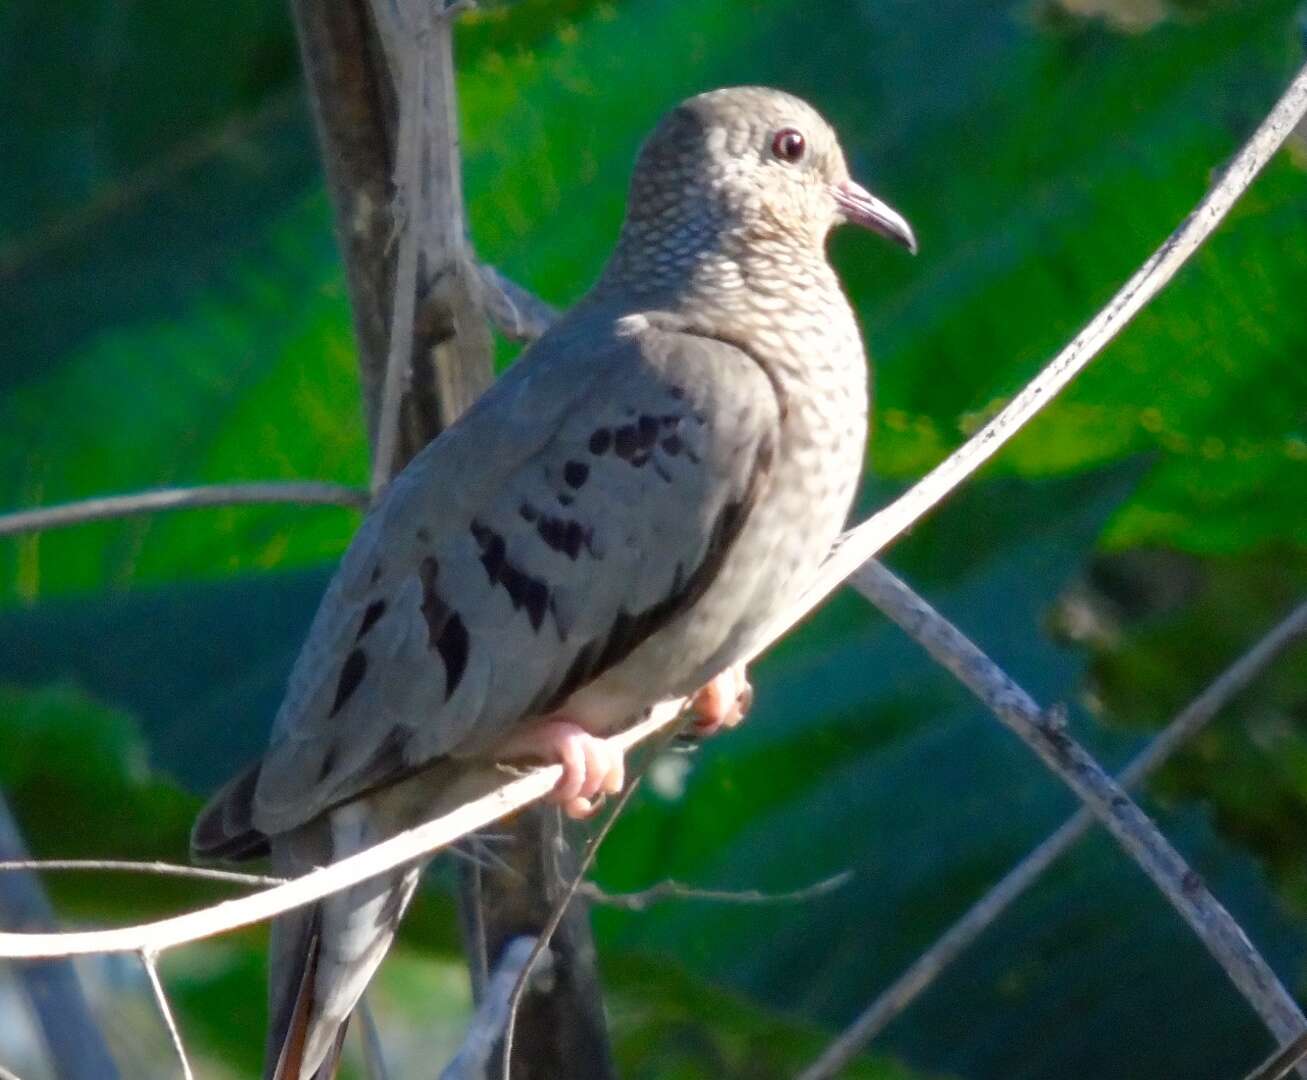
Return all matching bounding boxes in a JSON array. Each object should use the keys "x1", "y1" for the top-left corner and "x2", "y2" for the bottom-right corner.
[
  {"x1": 0, "y1": 860, "x2": 287, "y2": 888},
  {"x1": 476, "y1": 264, "x2": 560, "y2": 344},
  {"x1": 439, "y1": 936, "x2": 548, "y2": 1080},
  {"x1": 366, "y1": 0, "x2": 428, "y2": 497},
  {"x1": 358, "y1": 996, "x2": 391, "y2": 1080},
  {"x1": 1244, "y1": 1033, "x2": 1307, "y2": 1080},
  {"x1": 0, "y1": 89, "x2": 299, "y2": 283},
  {"x1": 501, "y1": 724, "x2": 683, "y2": 1080},
  {"x1": 803, "y1": 564, "x2": 1307, "y2": 1080},
  {"x1": 797, "y1": 596, "x2": 1307, "y2": 1079},
  {"x1": 0, "y1": 793, "x2": 119, "y2": 1080},
  {"x1": 581, "y1": 870, "x2": 853, "y2": 912},
  {"x1": 0, "y1": 482, "x2": 367, "y2": 539},
  {"x1": 139, "y1": 950, "x2": 193, "y2": 1080}
]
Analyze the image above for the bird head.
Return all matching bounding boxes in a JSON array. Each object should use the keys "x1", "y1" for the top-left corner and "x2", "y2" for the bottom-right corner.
[{"x1": 620, "y1": 86, "x2": 917, "y2": 266}]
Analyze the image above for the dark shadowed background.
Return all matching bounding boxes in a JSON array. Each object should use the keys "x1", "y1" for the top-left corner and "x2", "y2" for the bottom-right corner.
[{"x1": 1, "y1": 0, "x2": 1306, "y2": 1077}]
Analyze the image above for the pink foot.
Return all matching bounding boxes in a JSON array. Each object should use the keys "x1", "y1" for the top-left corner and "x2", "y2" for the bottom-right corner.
[
  {"x1": 690, "y1": 664, "x2": 753, "y2": 737},
  {"x1": 500, "y1": 719, "x2": 626, "y2": 819}
]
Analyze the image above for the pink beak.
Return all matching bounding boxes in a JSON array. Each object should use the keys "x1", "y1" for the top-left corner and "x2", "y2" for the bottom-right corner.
[{"x1": 831, "y1": 179, "x2": 918, "y2": 254}]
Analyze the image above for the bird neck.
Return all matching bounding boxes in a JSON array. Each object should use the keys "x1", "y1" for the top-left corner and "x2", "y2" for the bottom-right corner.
[{"x1": 595, "y1": 216, "x2": 837, "y2": 319}]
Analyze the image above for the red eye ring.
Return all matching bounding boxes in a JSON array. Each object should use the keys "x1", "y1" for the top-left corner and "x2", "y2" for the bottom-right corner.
[{"x1": 771, "y1": 127, "x2": 806, "y2": 164}]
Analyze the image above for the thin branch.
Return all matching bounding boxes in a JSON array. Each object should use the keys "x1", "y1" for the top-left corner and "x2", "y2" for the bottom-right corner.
[
  {"x1": 1244, "y1": 1033, "x2": 1307, "y2": 1080},
  {"x1": 0, "y1": 1065, "x2": 25, "y2": 1080},
  {"x1": 476, "y1": 264, "x2": 560, "y2": 344},
  {"x1": 803, "y1": 564, "x2": 1307, "y2": 1080},
  {"x1": 358, "y1": 996, "x2": 392, "y2": 1080},
  {"x1": 439, "y1": 935, "x2": 546, "y2": 1080},
  {"x1": 367, "y1": 0, "x2": 427, "y2": 498},
  {"x1": 0, "y1": 89, "x2": 299, "y2": 283},
  {"x1": 501, "y1": 725, "x2": 682, "y2": 1080},
  {"x1": 0, "y1": 705, "x2": 683, "y2": 959},
  {"x1": 0, "y1": 482, "x2": 367, "y2": 540},
  {"x1": 0, "y1": 792, "x2": 119, "y2": 1080},
  {"x1": 797, "y1": 596, "x2": 1307, "y2": 1080},
  {"x1": 0, "y1": 860, "x2": 287, "y2": 888},
  {"x1": 139, "y1": 949, "x2": 193, "y2": 1080},
  {"x1": 580, "y1": 870, "x2": 853, "y2": 912}
]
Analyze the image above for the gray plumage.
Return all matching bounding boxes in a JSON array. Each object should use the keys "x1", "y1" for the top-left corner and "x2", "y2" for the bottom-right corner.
[{"x1": 192, "y1": 85, "x2": 915, "y2": 1080}]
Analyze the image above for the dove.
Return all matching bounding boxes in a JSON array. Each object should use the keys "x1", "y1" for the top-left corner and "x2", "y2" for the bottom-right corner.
[{"x1": 192, "y1": 85, "x2": 916, "y2": 1080}]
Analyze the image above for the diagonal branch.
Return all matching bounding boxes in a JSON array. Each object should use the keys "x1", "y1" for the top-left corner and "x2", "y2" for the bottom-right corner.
[
  {"x1": 795, "y1": 597, "x2": 1307, "y2": 1079},
  {"x1": 139, "y1": 949, "x2": 193, "y2": 1080},
  {"x1": 0, "y1": 482, "x2": 367, "y2": 539},
  {"x1": 815, "y1": 565, "x2": 1307, "y2": 1078}
]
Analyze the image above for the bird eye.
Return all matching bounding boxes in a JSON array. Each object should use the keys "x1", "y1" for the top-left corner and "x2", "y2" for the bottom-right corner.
[{"x1": 771, "y1": 128, "x2": 806, "y2": 164}]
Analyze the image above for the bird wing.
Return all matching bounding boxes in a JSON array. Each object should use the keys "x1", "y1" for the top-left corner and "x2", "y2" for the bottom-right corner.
[{"x1": 242, "y1": 314, "x2": 781, "y2": 837}]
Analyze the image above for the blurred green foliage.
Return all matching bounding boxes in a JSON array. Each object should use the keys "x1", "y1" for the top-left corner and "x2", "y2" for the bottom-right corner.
[{"x1": 1, "y1": 0, "x2": 1305, "y2": 1077}]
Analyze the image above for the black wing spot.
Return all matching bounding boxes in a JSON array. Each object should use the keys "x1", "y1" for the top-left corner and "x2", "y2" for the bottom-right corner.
[
  {"x1": 416, "y1": 526, "x2": 432, "y2": 543},
  {"x1": 661, "y1": 434, "x2": 683, "y2": 456},
  {"x1": 418, "y1": 556, "x2": 452, "y2": 643},
  {"x1": 519, "y1": 502, "x2": 539, "y2": 522},
  {"x1": 317, "y1": 746, "x2": 338, "y2": 783},
  {"x1": 369, "y1": 564, "x2": 383, "y2": 585},
  {"x1": 472, "y1": 520, "x2": 554, "y2": 631},
  {"x1": 613, "y1": 424, "x2": 639, "y2": 460},
  {"x1": 637, "y1": 415, "x2": 659, "y2": 449},
  {"x1": 472, "y1": 522, "x2": 507, "y2": 584},
  {"x1": 668, "y1": 385, "x2": 685, "y2": 399},
  {"x1": 589, "y1": 429, "x2": 612, "y2": 455},
  {"x1": 557, "y1": 492, "x2": 575, "y2": 507},
  {"x1": 537, "y1": 515, "x2": 586, "y2": 560},
  {"x1": 356, "y1": 599, "x2": 387, "y2": 641},
  {"x1": 522, "y1": 578, "x2": 549, "y2": 631},
  {"x1": 435, "y1": 614, "x2": 469, "y2": 699},
  {"x1": 563, "y1": 461, "x2": 589, "y2": 488},
  {"x1": 330, "y1": 648, "x2": 368, "y2": 717}
]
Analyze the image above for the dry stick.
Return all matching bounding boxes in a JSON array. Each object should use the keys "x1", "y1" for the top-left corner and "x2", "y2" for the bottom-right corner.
[
  {"x1": 1244, "y1": 1033, "x2": 1307, "y2": 1080},
  {"x1": 0, "y1": 482, "x2": 367, "y2": 539},
  {"x1": 476, "y1": 264, "x2": 560, "y2": 344},
  {"x1": 805, "y1": 565, "x2": 1307, "y2": 1080},
  {"x1": 438, "y1": 936, "x2": 546, "y2": 1080},
  {"x1": 367, "y1": 0, "x2": 428, "y2": 499},
  {"x1": 797, "y1": 594, "x2": 1307, "y2": 1080},
  {"x1": 499, "y1": 726, "x2": 682, "y2": 1080},
  {"x1": 0, "y1": 860, "x2": 287, "y2": 889},
  {"x1": 139, "y1": 950, "x2": 193, "y2": 1080},
  {"x1": 0, "y1": 45, "x2": 1299, "y2": 1018},
  {"x1": 358, "y1": 997, "x2": 392, "y2": 1080},
  {"x1": 580, "y1": 870, "x2": 853, "y2": 912}
]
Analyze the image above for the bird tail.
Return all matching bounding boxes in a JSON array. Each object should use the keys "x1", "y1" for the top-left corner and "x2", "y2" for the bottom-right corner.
[{"x1": 265, "y1": 812, "x2": 422, "y2": 1080}]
